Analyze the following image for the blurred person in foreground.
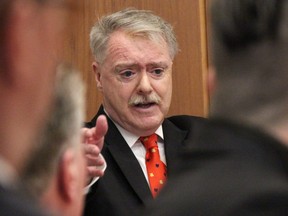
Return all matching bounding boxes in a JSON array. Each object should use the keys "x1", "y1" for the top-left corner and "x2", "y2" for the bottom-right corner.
[
  {"x1": 0, "y1": 0, "x2": 106, "y2": 215},
  {"x1": 0, "y1": 0, "x2": 71, "y2": 215},
  {"x1": 145, "y1": 0, "x2": 288, "y2": 215},
  {"x1": 84, "y1": 8, "x2": 205, "y2": 216},
  {"x1": 23, "y1": 65, "x2": 92, "y2": 216}
]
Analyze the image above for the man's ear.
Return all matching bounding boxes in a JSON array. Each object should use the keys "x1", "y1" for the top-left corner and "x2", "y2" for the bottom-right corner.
[
  {"x1": 92, "y1": 62, "x2": 103, "y2": 91},
  {"x1": 57, "y1": 149, "x2": 77, "y2": 203},
  {"x1": 207, "y1": 66, "x2": 217, "y2": 97}
]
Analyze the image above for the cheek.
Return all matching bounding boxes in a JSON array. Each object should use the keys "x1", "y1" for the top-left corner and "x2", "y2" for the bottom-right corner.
[
  {"x1": 103, "y1": 78, "x2": 134, "y2": 101},
  {"x1": 157, "y1": 76, "x2": 172, "y2": 99}
]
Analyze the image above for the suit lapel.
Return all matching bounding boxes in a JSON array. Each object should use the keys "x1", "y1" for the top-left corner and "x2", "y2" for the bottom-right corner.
[
  {"x1": 104, "y1": 115, "x2": 152, "y2": 204},
  {"x1": 162, "y1": 119, "x2": 188, "y2": 174}
]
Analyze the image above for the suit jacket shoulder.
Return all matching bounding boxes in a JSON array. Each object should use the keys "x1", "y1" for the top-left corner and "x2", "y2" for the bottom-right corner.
[
  {"x1": 166, "y1": 115, "x2": 207, "y2": 138},
  {"x1": 0, "y1": 186, "x2": 48, "y2": 216},
  {"x1": 144, "y1": 119, "x2": 288, "y2": 216},
  {"x1": 167, "y1": 114, "x2": 206, "y2": 128}
]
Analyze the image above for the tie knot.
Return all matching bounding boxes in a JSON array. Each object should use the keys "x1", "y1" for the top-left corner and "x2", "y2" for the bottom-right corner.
[{"x1": 139, "y1": 133, "x2": 158, "y2": 150}]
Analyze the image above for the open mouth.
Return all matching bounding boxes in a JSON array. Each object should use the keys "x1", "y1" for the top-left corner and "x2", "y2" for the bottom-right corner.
[{"x1": 134, "y1": 102, "x2": 156, "y2": 108}]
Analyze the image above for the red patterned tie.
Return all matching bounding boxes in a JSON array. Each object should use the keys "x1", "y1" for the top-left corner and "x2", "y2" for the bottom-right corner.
[{"x1": 140, "y1": 133, "x2": 167, "y2": 198}]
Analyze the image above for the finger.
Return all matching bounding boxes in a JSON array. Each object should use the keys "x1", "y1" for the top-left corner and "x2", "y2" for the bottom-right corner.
[
  {"x1": 83, "y1": 144, "x2": 100, "y2": 155},
  {"x1": 93, "y1": 115, "x2": 108, "y2": 148},
  {"x1": 86, "y1": 155, "x2": 105, "y2": 166},
  {"x1": 87, "y1": 167, "x2": 105, "y2": 178},
  {"x1": 81, "y1": 115, "x2": 108, "y2": 150},
  {"x1": 81, "y1": 127, "x2": 96, "y2": 143}
]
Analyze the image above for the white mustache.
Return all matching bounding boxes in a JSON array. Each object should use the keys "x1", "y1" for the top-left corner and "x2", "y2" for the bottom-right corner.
[{"x1": 128, "y1": 94, "x2": 161, "y2": 106}]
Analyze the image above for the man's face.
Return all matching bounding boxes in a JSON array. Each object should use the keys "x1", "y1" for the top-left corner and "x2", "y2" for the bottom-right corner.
[{"x1": 94, "y1": 31, "x2": 173, "y2": 136}]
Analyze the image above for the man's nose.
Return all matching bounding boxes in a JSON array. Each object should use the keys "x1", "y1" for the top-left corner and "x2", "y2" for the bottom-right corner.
[{"x1": 137, "y1": 72, "x2": 153, "y2": 94}]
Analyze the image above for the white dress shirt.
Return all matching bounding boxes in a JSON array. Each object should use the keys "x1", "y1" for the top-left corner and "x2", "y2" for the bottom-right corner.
[{"x1": 114, "y1": 122, "x2": 166, "y2": 183}]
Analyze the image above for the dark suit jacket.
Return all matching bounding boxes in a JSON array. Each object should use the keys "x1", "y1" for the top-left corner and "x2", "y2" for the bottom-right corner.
[
  {"x1": 0, "y1": 184, "x2": 48, "y2": 216},
  {"x1": 145, "y1": 119, "x2": 288, "y2": 216},
  {"x1": 84, "y1": 106, "x2": 206, "y2": 216}
]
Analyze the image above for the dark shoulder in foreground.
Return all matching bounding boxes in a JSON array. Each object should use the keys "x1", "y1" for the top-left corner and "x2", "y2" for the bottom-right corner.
[
  {"x1": 167, "y1": 115, "x2": 208, "y2": 137},
  {"x1": 0, "y1": 186, "x2": 49, "y2": 216}
]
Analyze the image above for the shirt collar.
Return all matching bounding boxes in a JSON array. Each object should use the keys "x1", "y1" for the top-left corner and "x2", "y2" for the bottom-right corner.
[
  {"x1": 104, "y1": 108, "x2": 164, "y2": 148},
  {"x1": 114, "y1": 123, "x2": 164, "y2": 148}
]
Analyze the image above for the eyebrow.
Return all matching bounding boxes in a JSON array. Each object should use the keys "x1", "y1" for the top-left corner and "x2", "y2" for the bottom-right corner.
[
  {"x1": 147, "y1": 62, "x2": 169, "y2": 68},
  {"x1": 115, "y1": 61, "x2": 169, "y2": 69},
  {"x1": 115, "y1": 63, "x2": 139, "y2": 71}
]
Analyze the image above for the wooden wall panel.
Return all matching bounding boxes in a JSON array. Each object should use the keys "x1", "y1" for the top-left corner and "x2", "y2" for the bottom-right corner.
[{"x1": 64, "y1": 0, "x2": 209, "y2": 121}]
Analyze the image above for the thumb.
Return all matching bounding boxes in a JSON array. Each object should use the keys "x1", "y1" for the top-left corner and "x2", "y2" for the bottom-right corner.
[{"x1": 93, "y1": 115, "x2": 108, "y2": 149}]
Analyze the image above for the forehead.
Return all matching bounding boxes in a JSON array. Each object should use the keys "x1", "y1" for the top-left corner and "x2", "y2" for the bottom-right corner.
[{"x1": 105, "y1": 31, "x2": 171, "y2": 62}]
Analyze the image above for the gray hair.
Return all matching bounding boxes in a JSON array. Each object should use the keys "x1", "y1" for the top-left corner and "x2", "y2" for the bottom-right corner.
[
  {"x1": 90, "y1": 8, "x2": 179, "y2": 64},
  {"x1": 209, "y1": 0, "x2": 288, "y2": 128},
  {"x1": 22, "y1": 63, "x2": 85, "y2": 197}
]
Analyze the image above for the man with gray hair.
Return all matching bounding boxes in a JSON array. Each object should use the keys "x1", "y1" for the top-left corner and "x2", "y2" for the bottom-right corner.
[
  {"x1": 22, "y1": 64, "x2": 90, "y2": 216},
  {"x1": 84, "y1": 8, "x2": 205, "y2": 216}
]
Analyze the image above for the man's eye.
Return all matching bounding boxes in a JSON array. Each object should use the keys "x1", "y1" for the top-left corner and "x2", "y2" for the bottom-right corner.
[
  {"x1": 120, "y1": 70, "x2": 134, "y2": 78},
  {"x1": 152, "y1": 69, "x2": 164, "y2": 76}
]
